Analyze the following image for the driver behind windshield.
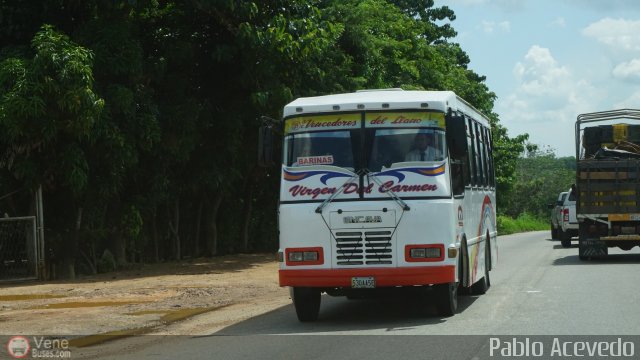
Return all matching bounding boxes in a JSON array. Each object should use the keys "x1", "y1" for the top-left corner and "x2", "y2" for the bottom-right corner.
[{"x1": 405, "y1": 133, "x2": 443, "y2": 161}]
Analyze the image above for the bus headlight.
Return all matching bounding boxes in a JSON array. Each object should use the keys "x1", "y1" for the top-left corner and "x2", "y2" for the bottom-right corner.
[
  {"x1": 303, "y1": 251, "x2": 318, "y2": 261},
  {"x1": 410, "y1": 248, "x2": 442, "y2": 258},
  {"x1": 405, "y1": 244, "x2": 445, "y2": 262},
  {"x1": 285, "y1": 247, "x2": 324, "y2": 266},
  {"x1": 288, "y1": 252, "x2": 304, "y2": 262},
  {"x1": 410, "y1": 248, "x2": 426, "y2": 258}
]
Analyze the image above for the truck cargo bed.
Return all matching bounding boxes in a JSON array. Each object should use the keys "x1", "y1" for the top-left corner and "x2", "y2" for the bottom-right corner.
[{"x1": 577, "y1": 159, "x2": 640, "y2": 214}]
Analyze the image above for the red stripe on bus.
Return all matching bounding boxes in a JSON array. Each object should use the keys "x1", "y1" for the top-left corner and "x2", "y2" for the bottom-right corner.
[{"x1": 279, "y1": 266, "x2": 455, "y2": 287}]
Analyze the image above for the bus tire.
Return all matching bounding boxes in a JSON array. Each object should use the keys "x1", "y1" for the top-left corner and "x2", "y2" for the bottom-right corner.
[
  {"x1": 435, "y1": 282, "x2": 458, "y2": 317},
  {"x1": 457, "y1": 239, "x2": 470, "y2": 296},
  {"x1": 292, "y1": 287, "x2": 321, "y2": 322},
  {"x1": 472, "y1": 237, "x2": 491, "y2": 294}
]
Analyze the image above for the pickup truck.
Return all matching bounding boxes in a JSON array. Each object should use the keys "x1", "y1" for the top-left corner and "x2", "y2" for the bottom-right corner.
[{"x1": 549, "y1": 187, "x2": 578, "y2": 247}]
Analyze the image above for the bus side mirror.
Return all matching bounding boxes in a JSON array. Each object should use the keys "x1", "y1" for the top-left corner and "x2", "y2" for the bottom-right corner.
[
  {"x1": 258, "y1": 124, "x2": 274, "y2": 167},
  {"x1": 446, "y1": 114, "x2": 467, "y2": 158}
]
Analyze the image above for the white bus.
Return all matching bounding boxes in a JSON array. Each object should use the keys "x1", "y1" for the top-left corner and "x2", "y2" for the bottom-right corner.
[{"x1": 261, "y1": 89, "x2": 497, "y2": 321}]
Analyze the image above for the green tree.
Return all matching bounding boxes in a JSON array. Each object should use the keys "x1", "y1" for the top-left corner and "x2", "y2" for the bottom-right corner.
[
  {"x1": 0, "y1": 24, "x2": 104, "y2": 278},
  {"x1": 0, "y1": 0, "x2": 532, "y2": 277},
  {"x1": 503, "y1": 147, "x2": 576, "y2": 218}
]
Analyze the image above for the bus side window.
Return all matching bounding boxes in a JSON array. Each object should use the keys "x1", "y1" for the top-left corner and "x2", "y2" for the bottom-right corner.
[
  {"x1": 483, "y1": 127, "x2": 495, "y2": 187},
  {"x1": 474, "y1": 121, "x2": 484, "y2": 186},
  {"x1": 447, "y1": 112, "x2": 468, "y2": 196},
  {"x1": 476, "y1": 122, "x2": 487, "y2": 186},
  {"x1": 467, "y1": 117, "x2": 477, "y2": 186}
]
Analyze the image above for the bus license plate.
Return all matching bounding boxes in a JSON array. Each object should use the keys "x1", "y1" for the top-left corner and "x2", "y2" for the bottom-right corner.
[{"x1": 351, "y1": 277, "x2": 375, "y2": 288}]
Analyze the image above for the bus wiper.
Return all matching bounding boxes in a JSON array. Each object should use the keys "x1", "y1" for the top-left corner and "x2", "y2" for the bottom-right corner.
[
  {"x1": 364, "y1": 170, "x2": 410, "y2": 211},
  {"x1": 315, "y1": 172, "x2": 360, "y2": 214}
]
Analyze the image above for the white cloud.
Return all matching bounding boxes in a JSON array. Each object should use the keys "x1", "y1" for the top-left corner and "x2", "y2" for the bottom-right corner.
[
  {"x1": 513, "y1": 46, "x2": 571, "y2": 104},
  {"x1": 582, "y1": 18, "x2": 640, "y2": 51},
  {"x1": 481, "y1": 20, "x2": 511, "y2": 33},
  {"x1": 453, "y1": 0, "x2": 487, "y2": 4},
  {"x1": 498, "y1": 21, "x2": 511, "y2": 32},
  {"x1": 614, "y1": 91, "x2": 640, "y2": 108},
  {"x1": 442, "y1": 0, "x2": 525, "y2": 12},
  {"x1": 612, "y1": 59, "x2": 640, "y2": 81},
  {"x1": 497, "y1": 46, "x2": 599, "y2": 156},
  {"x1": 550, "y1": 17, "x2": 566, "y2": 28},
  {"x1": 561, "y1": 0, "x2": 640, "y2": 12}
]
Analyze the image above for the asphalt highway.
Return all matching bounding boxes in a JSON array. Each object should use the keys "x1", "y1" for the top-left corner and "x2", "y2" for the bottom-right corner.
[{"x1": 87, "y1": 231, "x2": 640, "y2": 359}]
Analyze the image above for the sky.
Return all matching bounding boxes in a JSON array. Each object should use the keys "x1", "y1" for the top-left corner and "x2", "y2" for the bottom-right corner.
[{"x1": 434, "y1": 0, "x2": 640, "y2": 157}]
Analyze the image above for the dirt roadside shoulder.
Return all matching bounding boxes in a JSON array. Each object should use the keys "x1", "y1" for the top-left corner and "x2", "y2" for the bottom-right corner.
[{"x1": 0, "y1": 254, "x2": 290, "y2": 344}]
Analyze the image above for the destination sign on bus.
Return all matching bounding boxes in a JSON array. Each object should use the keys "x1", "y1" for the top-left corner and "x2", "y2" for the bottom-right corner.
[
  {"x1": 365, "y1": 112, "x2": 445, "y2": 128},
  {"x1": 285, "y1": 114, "x2": 360, "y2": 134},
  {"x1": 296, "y1": 155, "x2": 334, "y2": 166}
]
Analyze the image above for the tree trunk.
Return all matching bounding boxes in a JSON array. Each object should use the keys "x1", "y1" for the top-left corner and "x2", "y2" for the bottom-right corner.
[
  {"x1": 206, "y1": 193, "x2": 223, "y2": 256},
  {"x1": 240, "y1": 176, "x2": 254, "y2": 253},
  {"x1": 76, "y1": 207, "x2": 97, "y2": 274},
  {"x1": 60, "y1": 206, "x2": 83, "y2": 279},
  {"x1": 152, "y1": 209, "x2": 159, "y2": 262},
  {"x1": 110, "y1": 200, "x2": 127, "y2": 267},
  {"x1": 79, "y1": 248, "x2": 96, "y2": 275},
  {"x1": 168, "y1": 198, "x2": 181, "y2": 260},
  {"x1": 114, "y1": 230, "x2": 127, "y2": 267},
  {"x1": 194, "y1": 198, "x2": 204, "y2": 257}
]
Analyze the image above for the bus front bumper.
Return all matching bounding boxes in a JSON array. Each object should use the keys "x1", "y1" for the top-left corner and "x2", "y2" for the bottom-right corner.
[{"x1": 279, "y1": 266, "x2": 455, "y2": 288}]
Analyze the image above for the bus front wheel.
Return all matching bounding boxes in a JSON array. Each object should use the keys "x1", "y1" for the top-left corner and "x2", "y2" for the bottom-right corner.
[
  {"x1": 435, "y1": 282, "x2": 458, "y2": 317},
  {"x1": 292, "y1": 287, "x2": 321, "y2": 322}
]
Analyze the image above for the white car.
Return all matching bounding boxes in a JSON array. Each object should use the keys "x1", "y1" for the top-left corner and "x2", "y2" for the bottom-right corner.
[{"x1": 549, "y1": 187, "x2": 578, "y2": 248}]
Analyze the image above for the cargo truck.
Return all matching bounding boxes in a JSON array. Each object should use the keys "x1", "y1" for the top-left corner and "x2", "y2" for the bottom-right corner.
[{"x1": 575, "y1": 109, "x2": 640, "y2": 260}]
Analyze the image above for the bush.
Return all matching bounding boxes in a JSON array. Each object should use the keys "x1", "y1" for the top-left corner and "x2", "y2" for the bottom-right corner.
[
  {"x1": 97, "y1": 249, "x2": 117, "y2": 273},
  {"x1": 497, "y1": 213, "x2": 547, "y2": 235}
]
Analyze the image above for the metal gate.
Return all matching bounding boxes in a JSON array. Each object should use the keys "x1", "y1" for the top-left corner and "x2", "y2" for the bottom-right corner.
[{"x1": 0, "y1": 216, "x2": 38, "y2": 281}]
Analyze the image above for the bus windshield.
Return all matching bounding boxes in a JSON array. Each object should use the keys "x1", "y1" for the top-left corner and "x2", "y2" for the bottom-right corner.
[
  {"x1": 283, "y1": 111, "x2": 447, "y2": 172},
  {"x1": 367, "y1": 128, "x2": 446, "y2": 172},
  {"x1": 284, "y1": 131, "x2": 356, "y2": 170}
]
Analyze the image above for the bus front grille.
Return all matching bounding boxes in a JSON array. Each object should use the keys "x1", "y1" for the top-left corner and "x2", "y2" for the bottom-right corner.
[{"x1": 334, "y1": 230, "x2": 393, "y2": 265}]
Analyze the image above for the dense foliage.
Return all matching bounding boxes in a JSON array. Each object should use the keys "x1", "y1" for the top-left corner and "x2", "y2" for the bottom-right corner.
[
  {"x1": 500, "y1": 147, "x2": 576, "y2": 220},
  {"x1": 0, "y1": 0, "x2": 529, "y2": 278}
]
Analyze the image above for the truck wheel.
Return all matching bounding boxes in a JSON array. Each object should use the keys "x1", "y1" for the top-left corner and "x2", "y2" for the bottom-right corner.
[
  {"x1": 559, "y1": 229, "x2": 571, "y2": 248},
  {"x1": 578, "y1": 225, "x2": 590, "y2": 260},
  {"x1": 292, "y1": 287, "x2": 321, "y2": 322},
  {"x1": 578, "y1": 238, "x2": 590, "y2": 261},
  {"x1": 435, "y1": 282, "x2": 458, "y2": 317},
  {"x1": 551, "y1": 223, "x2": 557, "y2": 239},
  {"x1": 560, "y1": 229, "x2": 571, "y2": 247}
]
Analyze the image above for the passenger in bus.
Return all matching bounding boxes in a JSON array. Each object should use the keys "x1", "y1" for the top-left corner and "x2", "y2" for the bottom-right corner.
[
  {"x1": 405, "y1": 133, "x2": 442, "y2": 161},
  {"x1": 291, "y1": 140, "x2": 313, "y2": 166}
]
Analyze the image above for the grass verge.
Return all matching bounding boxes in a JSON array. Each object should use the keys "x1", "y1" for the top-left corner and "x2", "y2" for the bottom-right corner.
[{"x1": 497, "y1": 213, "x2": 548, "y2": 235}]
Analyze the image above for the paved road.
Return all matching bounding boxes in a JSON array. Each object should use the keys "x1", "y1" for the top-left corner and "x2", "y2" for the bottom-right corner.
[{"x1": 86, "y1": 231, "x2": 640, "y2": 359}]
